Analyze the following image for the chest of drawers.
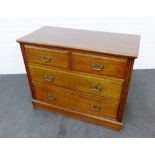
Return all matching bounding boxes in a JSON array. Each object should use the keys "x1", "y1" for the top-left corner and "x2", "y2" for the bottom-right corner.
[{"x1": 17, "y1": 26, "x2": 140, "y2": 131}]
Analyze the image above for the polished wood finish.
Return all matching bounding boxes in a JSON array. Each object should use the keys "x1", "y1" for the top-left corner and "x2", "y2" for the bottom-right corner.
[
  {"x1": 29, "y1": 64, "x2": 123, "y2": 100},
  {"x1": 25, "y1": 45, "x2": 69, "y2": 69},
  {"x1": 72, "y1": 52, "x2": 128, "y2": 78},
  {"x1": 117, "y1": 58, "x2": 134, "y2": 121},
  {"x1": 17, "y1": 26, "x2": 140, "y2": 131},
  {"x1": 32, "y1": 100, "x2": 123, "y2": 131},
  {"x1": 33, "y1": 83, "x2": 119, "y2": 119},
  {"x1": 19, "y1": 44, "x2": 35, "y2": 98},
  {"x1": 17, "y1": 26, "x2": 140, "y2": 58}
]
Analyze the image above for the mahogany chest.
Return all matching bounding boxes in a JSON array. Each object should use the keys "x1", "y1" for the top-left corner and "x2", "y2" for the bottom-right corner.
[{"x1": 17, "y1": 26, "x2": 140, "y2": 131}]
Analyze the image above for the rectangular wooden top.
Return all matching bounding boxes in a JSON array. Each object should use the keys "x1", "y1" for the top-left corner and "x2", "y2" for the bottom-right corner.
[{"x1": 17, "y1": 26, "x2": 140, "y2": 58}]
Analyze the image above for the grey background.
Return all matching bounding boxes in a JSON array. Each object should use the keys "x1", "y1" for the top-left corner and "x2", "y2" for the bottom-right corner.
[{"x1": 0, "y1": 69, "x2": 155, "y2": 138}]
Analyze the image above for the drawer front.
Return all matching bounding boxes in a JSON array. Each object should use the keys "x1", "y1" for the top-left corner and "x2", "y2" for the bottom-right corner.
[
  {"x1": 72, "y1": 53, "x2": 128, "y2": 78},
  {"x1": 29, "y1": 65, "x2": 123, "y2": 100},
  {"x1": 33, "y1": 84, "x2": 119, "y2": 119},
  {"x1": 24, "y1": 45, "x2": 68, "y2": 69}
]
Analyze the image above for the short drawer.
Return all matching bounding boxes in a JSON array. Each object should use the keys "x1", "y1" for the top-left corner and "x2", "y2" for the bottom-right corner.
[
  {"x1": 29, "y1": 65, "x2": 124, "y2": 100},
  {"x1": 72, "y1": 53, "x2": 128, "y2": 78},
  {"x1": 24, "y1": 45, "x2": 68, "y2": 69},
  {"x1": 33, "y1": 84, "x2": 119, "y2": 119}
]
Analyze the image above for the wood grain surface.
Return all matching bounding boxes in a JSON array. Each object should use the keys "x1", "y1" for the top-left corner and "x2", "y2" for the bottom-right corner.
[
  {"x1": 17, "y1": 26, "x2": 140, "y2": 58},
  {"x1": 17, "y1": 26, "x2": 140, "y2": 131},
  {"x1": 72, "y1": 52, "x2": 128, "y2": 78},
  {"x1": 33, "y1": 83, "x2": 119, "y2": 119},
  {"x1": 29, "y1": 64, "x2": 124, "y2": 100},
  {"x1": 24, "y1": 45, "x2": 69, "y2": 69}
]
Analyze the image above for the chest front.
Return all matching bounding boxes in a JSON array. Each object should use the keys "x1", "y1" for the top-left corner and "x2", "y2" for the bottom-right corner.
[{"x1": 17, "y1": 26, "x2": 140, "y2": 131}]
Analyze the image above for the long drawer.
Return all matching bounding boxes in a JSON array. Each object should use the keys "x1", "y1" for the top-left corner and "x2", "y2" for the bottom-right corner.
[
  {"x1": 33, "y1": 83, "x2": 119, "y2": 119},
  {"x1": 72, "y1": 53, "x2": 128, "y2": 78},
  {"x1": 24, "y1": 45, "x2": 69, "y2": 69},
  {"x1": 29, "y1": 64, "x2": 124, "y2": 100}
]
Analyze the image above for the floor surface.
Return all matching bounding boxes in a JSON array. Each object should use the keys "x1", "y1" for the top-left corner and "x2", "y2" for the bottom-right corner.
[{"x1": 0, "y1": 69, "x2": 155, "y2": 137}]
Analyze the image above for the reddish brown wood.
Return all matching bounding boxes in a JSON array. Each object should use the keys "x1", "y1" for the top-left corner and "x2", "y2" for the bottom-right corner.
[
  {"x1": 32, "y1": 100, "x2": 123, "y2": 131},
  {"x1": 72, "y1": 52, "x2": 128, "y2": 78},
  {"x1": 117, "y1": 58, "x2": 135, "y2": 122},
  {"x1": 20, "y1": 44, "x2": 35, "y2": 98},
  {"x1": 33, "y1": 83, "x2": 119, "y2": 119},
  {"x1": 17, "y1": 27, "x2": 140, "y2": 131},
  {"x1": 24, "y1": 45, "x2": 69, "y2": 69},
  {"x1": 17, "y1": 26, "x2": 140, "y2": 58},
  {"x1": 28, "y1": 64, "x2": 124, "y2": 100}
]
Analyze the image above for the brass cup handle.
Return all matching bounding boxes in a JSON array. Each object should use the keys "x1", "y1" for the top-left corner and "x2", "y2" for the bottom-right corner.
[
  {"x1": 42, "y1": 55, "x2": 51, "y2": 62},
  {"x1": 48, "y1": 93, "x2": 56, "y2": 100},
  {"x1": 90, "y1": 104, "x2": 101, "y2": 111},
  {"x1": 44, "y1": 74, "x2": 54, "y2": 82},
  {"x1": 91, "y1": 84, "x2": 102, "y2": 92},
  {"x1": 91, "y1": 63, "x2": 103, "y2": 71}
]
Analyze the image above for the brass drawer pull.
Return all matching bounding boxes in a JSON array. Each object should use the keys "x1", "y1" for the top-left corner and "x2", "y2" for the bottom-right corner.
[
  {"x1": 44, "y1": 74, "x2": 54, "y2": 82},
  {"x1": 90, "y1": 104, "x2": 101, "y2": 111},
  {"x1": 48, "y1": 93, "x2": 56, "y2": 100},
  {"x1": 91, "y1": 84, "x2": 102, "y2": 92},
  {"x1": 91, "y1": 63, "x2": 103, "y2": 71},
  {"x1": 42, "y1": 55, "x2": 51, "y2": 62}
]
